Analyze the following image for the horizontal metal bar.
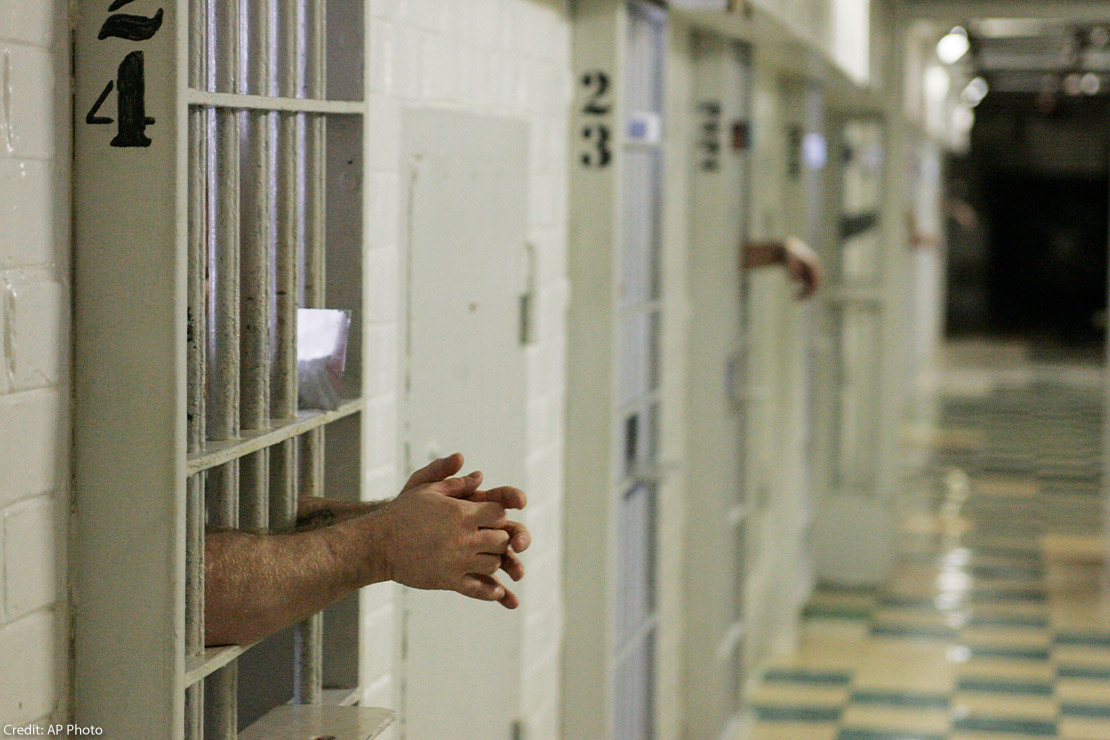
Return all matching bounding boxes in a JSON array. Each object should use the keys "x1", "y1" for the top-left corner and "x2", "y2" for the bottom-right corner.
[
  {"x1": 239, "y1": 705, "x2": 394, "y2": 740},
  {"x1": 317, "y1": 689, "x2": 361, "y2": 707},
  {"x1": 613, "y1": 614, "x2": 658, "y2": 665},
  {"x1": 187, "y1": 398, "x2": 363, "y2": 475},
  {"x1": 184, "y1": 643, "x2": 251, "y2": 687},
  {"x1": 715, "y1": 620, "x2": 747, "y2": 662},
  {"x1": 187, "y1": 89, "x2": 364, "y2": 115}
]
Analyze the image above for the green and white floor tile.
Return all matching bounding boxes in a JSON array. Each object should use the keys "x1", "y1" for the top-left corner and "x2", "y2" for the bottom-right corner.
[{"x1": 750, "y1": 361, "x2": 1110, "y2": 740}]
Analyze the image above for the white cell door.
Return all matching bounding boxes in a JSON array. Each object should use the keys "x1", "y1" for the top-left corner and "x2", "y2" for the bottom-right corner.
[{"x1": 400, "y1": 109, "x2": 529, "y2": 740}]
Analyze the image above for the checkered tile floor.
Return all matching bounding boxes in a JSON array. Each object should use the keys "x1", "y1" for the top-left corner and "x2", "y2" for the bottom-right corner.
[{"x1": 750, "y1": 360, "x2": 1110, "y2": 740}]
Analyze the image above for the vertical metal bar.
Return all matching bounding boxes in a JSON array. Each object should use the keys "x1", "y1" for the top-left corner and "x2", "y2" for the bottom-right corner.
[
  {"x1": 185, "y1": 681, "x2": 204, "y2": 740},
  {"x1": 294, "y1": 606, "x2": 324, "y2": 705},
  {"x1": 185, "y1": 480, "x2": 206, "y2": 649},
  {"x1": 269, "y1": 0, "x2": 299, "y2": 534},
  {"x1": 294, "y1": 0, "x2": 325, "y2": 705},
  {"x1": 186, "y1": 4, "x2": 208, "y2": 738},
  {"x1": 207, "y1": 0, "x2": 241, "y2": 513},
  {"x1": 186, "y1": 0, "x2": 209, "y2": 663},
  {"x1": 273, "y1": 0, "x2": 301, "y2": 426},
  {"x1": 268, "y1": 7, "x2": 300, "y2": 616},
  {"x1": 299, "y1": 0, "x2": 327, "y2": 499},
  {"x1": 206, "y1": 0, "x2": 240, "y2": 735},
  {"x1": 239, "y1": 0, "x2": 274, "y2": 533},
  {"x1": 204, "y1": 665, "x2": 237, "y2": 739},
  {"x1": 188, "y1": 0, "x2": 208, "y2": 455},
  {"x1": 208, "y1": 0, "x2": 242, "y2": 443}
]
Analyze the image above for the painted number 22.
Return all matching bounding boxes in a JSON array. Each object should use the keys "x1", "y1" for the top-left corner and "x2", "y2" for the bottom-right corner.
[{"x1": 579, "y1": 71, "x2": 613, "y2": 168}]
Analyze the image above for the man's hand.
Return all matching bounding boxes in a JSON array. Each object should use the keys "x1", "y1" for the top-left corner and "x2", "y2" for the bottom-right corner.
[
  {"x1": 742, "y1": 236, "x2": 823, "y2": 300},
  {"x1": 204, "y1": 454, "x2": 530, "y2": 646},
  {"x1": 782, "y1": 236, "x2": 822, "y2": 300},
  {"x1": 403, "y1": 453, "x2": 531, "y2": 550},
  {"x1": 382, "y1": 453, "x2": 530, "y2": 608}
]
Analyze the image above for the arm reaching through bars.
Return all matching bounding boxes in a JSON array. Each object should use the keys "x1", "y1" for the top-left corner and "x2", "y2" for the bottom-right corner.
[
  {"x1": 742, "y1": 235, "x2": 823, "y2": 300},
  {"x1": 204, "y1": 454, "x2": 530, "y2": 646}
]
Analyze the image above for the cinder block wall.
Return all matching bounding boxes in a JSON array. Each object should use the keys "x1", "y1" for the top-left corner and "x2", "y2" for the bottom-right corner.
[
  {"x1": 0, "y1": 0, "x2": 71, "y2": 725},
  {"x1": 357, "y1": 2, "x2": 571, "y2": 738}
]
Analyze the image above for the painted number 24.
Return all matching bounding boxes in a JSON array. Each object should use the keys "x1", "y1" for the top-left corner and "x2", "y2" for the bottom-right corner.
[{"x1": 85, "y1": 1, "x2": 165, "y2": 148}]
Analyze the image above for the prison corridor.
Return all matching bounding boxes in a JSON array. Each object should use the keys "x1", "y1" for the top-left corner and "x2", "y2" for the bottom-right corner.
[{"x1": 750, "y1": 343, "x2": 1110, "y2": 740}]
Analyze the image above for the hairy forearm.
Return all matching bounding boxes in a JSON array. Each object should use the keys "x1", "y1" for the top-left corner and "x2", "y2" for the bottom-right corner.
[
  {"x1": 205, "y1": 515, "x2": 389, "y2": 646},
  {"x1": 742, "y1": 241, "x2": 786, "y2": 269},
  {"x1": 295, "y1": 496, "x2": 387, "y2": 531}
]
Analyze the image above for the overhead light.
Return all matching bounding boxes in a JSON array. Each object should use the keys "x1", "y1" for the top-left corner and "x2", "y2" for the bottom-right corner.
[
  {"x1": 961, "y1": 77, "x2": 989, "y2": 107},
  {"x1": 1081, "y1": 72, "x2": 1101, "y2": 95},
  {"x1": 802, "y1": 132, "x2": 827, "y2": 171},
  {"x1": 938, "y1": 26, "x2": 970, "y2": 65},
  {"x1": 1064, "y1": 73, "x2": 1083, "y2": 96},
  {"x1": 925, "y1": 65, "x2": 951, "y2": 102}
]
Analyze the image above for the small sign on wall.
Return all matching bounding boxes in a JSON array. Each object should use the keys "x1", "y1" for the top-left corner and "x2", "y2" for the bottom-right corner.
[{"x1": 628, "y1": 111, "x2": 663, "y2": 146}]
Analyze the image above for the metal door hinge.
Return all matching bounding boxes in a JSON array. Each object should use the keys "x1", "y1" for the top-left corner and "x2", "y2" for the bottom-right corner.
[
  {"x1": 519, "y1": 292, "x2": 534, "y2": 346},
  {"x1": 519, "y1": 242, "x2": 537, "y2": 346}
]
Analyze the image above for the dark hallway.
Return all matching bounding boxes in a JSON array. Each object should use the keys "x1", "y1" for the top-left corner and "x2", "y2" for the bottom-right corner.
[{"x1": 946, "y1": 75, "x2": 1110, "y2": 356}]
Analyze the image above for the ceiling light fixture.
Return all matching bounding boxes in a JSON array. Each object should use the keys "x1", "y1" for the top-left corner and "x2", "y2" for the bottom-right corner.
[
  {"x1": 1064, "y1": 73, "x2": 1083, "y2": 96},
  {"x1": 961, "y1": 76, "x2": 989, "y2": 107},
  {"x1": 937, "y1": 26, "x2": 970, "y2": 65}
]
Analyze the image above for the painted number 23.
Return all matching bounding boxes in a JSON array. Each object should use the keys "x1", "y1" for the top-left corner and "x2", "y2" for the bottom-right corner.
[{"x1": 579, "y1": 71, "x2": 613, "y2": 168}]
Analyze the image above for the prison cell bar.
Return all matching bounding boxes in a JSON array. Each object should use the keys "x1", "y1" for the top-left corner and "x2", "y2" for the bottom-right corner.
[
  {"x1": 293, "y1": 0, "x2": 329, "y2": 707},
  {"x1": 268, "y1": 0, "x2": 300, "y2": 537},
  {"x1": 270, "y1": 0, "x2": 313, "y2": 704},
  {"x1": 185, "y1": 0, "x2": 209, "y2": 736},
  {"x1": 204, "y1": 0, "x2": 242, "y2": 735},
  {"x1": 238, "y1": 0, "x2": 274, "y2": 536},
  {"x1": 186, "y1": 90, "x2": 363, "y2": 115},
  {"x1": 184, "y1": 0, "x2": 360, "y2": 723}
]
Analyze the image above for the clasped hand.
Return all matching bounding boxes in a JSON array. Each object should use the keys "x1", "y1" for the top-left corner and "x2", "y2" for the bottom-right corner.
[{"x1": 378, "y1": 453, "x2": 530, "y2": 609}]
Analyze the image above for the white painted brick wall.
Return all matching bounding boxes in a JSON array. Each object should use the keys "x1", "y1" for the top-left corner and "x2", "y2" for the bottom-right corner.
[
  {"x1": 360, "y1": 2, "x2": 570, "y2": 738},
  {"x1": 0, "y1": 0, "x2": 70, "y2": 727},
  {"x1": 6, "y1": 276, "x2": 68, "y2": 391},
  {"x1": 0, "y1": 610, "x2": 59, "y2": 721},
  {"x1": 0, "y1": 160, "x2": 58, "y2": 268},
  {"x1": 3, "y1": 496, "x2": 60, "y2": 619}
]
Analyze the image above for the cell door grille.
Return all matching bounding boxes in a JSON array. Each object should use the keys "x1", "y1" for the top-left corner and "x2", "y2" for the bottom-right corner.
[
  {"x1": 183, "y1": 0, "x2": 364, "y2": 736},
  {"x1": 614, "y1": 3, "x2": 665, "y2": 740},
  {"x1": 831, "y1": 120, "x2": 884, "y2": 495}
]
